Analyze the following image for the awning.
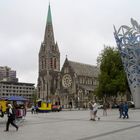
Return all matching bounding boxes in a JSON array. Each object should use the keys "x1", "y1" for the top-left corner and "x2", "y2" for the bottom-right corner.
[
  {"x1": 7, "y1": 96, "x2": 27, "y2": 101},
  {"x1": 0, "y1": 97, "x2": 8, "y2": 100}
]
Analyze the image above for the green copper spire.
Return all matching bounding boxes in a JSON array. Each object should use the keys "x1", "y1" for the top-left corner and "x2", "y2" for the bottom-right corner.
[
  {"x1": 47, "y1": 4, "x2": 52, "y2": 24},
  {"x1": 44, "y1": 3, "x2": 55, "y2": 42}
]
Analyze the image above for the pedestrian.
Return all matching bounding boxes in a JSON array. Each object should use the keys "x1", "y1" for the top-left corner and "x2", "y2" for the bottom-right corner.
[
  {"x1": 103, "y1": 102, "x2": 108, "y2": 116},
  {"x1": 69, "y1": 101, "x2": 72, "y2": 111},
  {"x1": 31, "y1": 105, "x2": 35, "y2": 114},
  {"x1": 123, "y1": 102, "x2": 129, "y2": 119},
  {"x1": 88, "y1": 101, "x2": 93, "y2": 120},
  {"x1": 0, "y1": 104, "x2": 4, "y2": 117},
  {"x1": 4, "y1": 104, "x2": 18, "y2": 132},
  {"x1": 92, "y1": 101, "x2": 100, "y2": 121},
  {"x1": 119, "y1": 101, "x2": 124, "y2": 118},
  {"x1": 35, "y1": 105, "x2": 39, "y2": 114}
]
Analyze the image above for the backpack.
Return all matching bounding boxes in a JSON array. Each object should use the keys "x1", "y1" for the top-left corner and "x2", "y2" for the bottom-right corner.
[
  {"x1": 12, "y1": 108, "x2": 16, "y2": 120},
  {"x1": 89, "y1": 103, "x2": 93, "y2": 110}
]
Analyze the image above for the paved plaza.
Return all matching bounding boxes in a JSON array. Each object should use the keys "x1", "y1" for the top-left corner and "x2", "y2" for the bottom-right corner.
[{"x1": 0, "y1": 109, "x2": 140, "y2": 140}]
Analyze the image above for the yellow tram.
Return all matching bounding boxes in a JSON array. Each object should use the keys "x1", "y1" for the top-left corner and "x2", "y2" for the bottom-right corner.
[{"x1": 36, "y1": 99, "x2": 52, "y2": 112}]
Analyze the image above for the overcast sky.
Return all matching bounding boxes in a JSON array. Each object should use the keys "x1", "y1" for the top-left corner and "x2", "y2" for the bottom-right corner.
[{"x1": 0, "y1": 0, "x2": 140, "y2": 85}]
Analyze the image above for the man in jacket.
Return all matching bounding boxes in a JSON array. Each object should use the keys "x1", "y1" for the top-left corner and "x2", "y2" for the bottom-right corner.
[
  {"x1": 123, "y1": 102, "x2": 129, "y2": 119},
  {"x1": 4, "y1": 104, "x2": 18, "y2": 132}
]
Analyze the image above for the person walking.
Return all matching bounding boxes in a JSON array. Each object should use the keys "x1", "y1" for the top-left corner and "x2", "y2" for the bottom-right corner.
[
  {"x1": 69, "y1": 101, "x2": 72, "y2": 111},
  {"x1": 31, "y1": 105, "x2": 35, "y2": 114},
  {"x1": 123, "y1": 102, "x2": 129, "y2": 119},
  {"x1": 92, "y1": 101, "x2": 100, "y2": 121},
  {"x1": 88, "y1": 101, "x2": 93, "y2": 120},
  {"x1": 103, "y1": 102, "x2": 108, "y2": 116},
  {"x1": 119, "y1": 101, "x2": 124, "y2": 118},
  {"x1": 0, "y1": 104, "x2": 4, "y2": 117},
  {"x1": 4, "y1": 104, "x2": 18, "y2": 132}
]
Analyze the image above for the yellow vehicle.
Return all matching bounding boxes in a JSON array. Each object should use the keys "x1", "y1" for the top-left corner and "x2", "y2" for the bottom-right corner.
[
  {"x1": 36, "y1": 100, "x2": 52, "y2": 112},
  {"x1": 0, "y1": 100, "x2": 7, "y2": 113},
  {"x1": 0, "y1": 100, "x2": 7, "y2": 117}
]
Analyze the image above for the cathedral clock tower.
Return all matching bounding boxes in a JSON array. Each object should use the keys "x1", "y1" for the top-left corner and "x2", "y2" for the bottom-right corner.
[{"x1": 37, "y1": 4, "x2": 60, "y2": 100}]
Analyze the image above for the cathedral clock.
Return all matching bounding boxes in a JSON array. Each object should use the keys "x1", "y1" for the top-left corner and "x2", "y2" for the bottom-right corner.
[{"x1": 62, "y1": 74, "x2": 72, "y2": 88}]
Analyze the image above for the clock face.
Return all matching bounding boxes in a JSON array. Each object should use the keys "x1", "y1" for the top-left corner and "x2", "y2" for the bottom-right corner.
[{"x1": 62, "y1": 74, "x2": 72, "y2": 88}]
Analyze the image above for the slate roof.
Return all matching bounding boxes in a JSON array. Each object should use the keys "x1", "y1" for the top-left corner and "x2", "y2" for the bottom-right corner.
[{"x1": 68, "y1": 60, "x2": 99, "y2": 77}]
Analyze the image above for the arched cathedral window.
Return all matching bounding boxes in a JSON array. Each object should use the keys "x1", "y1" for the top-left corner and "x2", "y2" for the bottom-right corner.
[
  {"x1": 50, "y1": 58, "x2": 53, "y2": 68},
  {"x1": 44, "y1": 59, "x2": 47, "y2": 69},
  {"x1": 64, "y1": 67, "x2": 69, "y2": 73},
  {"x1": 54, "y1": 58, "x2": 57, "y2": 69},
  {"x1": 42, "y1": 60, "x2": 43, "y2": 69}
]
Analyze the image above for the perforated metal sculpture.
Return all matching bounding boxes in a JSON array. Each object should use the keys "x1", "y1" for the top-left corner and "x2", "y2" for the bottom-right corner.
[{"x1": 114, "y1": 18, "x2": 140, "y2": 108}]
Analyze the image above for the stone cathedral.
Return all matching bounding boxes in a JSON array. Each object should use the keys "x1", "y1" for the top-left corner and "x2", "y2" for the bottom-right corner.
[{"x1": 37, "y1": 4, "x2": 99, "y2": 108}]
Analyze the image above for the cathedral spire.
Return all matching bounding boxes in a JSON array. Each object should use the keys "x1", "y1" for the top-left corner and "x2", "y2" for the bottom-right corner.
[
  {"x1": 38, "y1": 2, "x2": 60, "y2": 100},
  {"x1": 47, "y1": 3, "x2": 52, "y2": 25},
  {"x1": 44, "y1": 3, "x2": 55, "y2": 43}
]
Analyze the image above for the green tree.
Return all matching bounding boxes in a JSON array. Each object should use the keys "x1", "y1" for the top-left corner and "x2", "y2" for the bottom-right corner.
[{"x1": 96, "y1": 46, "x2": 129, "y2": 100}]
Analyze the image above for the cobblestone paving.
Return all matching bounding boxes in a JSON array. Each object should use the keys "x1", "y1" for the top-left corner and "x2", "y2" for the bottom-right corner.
[{"x1": 0, "y1": 109, "x2": 140, "y2": 140}]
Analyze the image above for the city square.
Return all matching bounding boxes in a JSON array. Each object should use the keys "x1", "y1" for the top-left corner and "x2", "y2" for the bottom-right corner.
[
  {"x1": 1, "y1": 1, "x2": 140, "y2": 140},
  {"x1": 0, "y1": 109, "x2": 140, "y2": 140}
]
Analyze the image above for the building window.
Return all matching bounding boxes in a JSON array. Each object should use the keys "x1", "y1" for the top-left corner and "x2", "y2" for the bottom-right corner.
[
  {"x1": 54, "y1": 58, "x2": 57, "y2": 69},
  {"x1": 42, "y1": 60, "x2": 43, "y2": 69},
  {"x1": 80, "y1": 77, "x2": 82, "y2": 84},
  {"x1": 50, "y1": 58, "x2": 53, "y2": 68},
  {"x1": 52, "y1": 45, "x2": 55, "y2": 51},
  {"x1": 64, "y1": 67, "x2": 69, "y2": 73},
  {"x1": 89, "y1": 79, "x2": 92, "y2": 85},
  {"x1": 45, "y1": 59, "x2": 47, "y2": 69},
  {"x1": 85, "y1": 79, "x2": 88, "y2": 84},
  {"x1": 82, "y1": 78, "x2": 85, "y2": 84},
  {"x1": 88, "y1": 79, "x2": 90, "y2": 84}
]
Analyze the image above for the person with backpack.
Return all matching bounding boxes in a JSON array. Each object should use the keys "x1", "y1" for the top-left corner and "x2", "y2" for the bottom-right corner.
[{"x1": 4, "y1": 104, "x2": 18, "y2": 132}]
